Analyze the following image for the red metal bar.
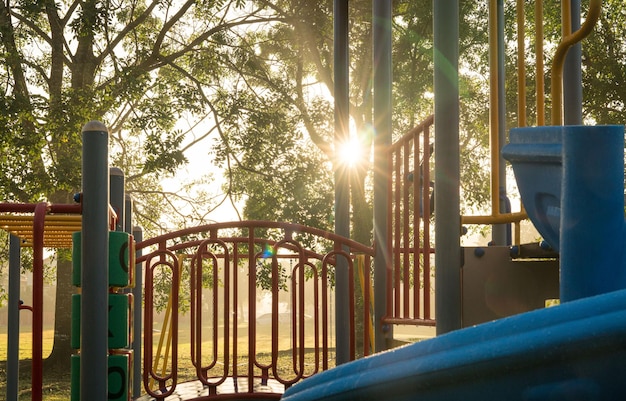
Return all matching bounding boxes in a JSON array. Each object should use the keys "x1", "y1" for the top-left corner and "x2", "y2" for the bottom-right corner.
[
  {"x1": 136, "y1": 221, "x2": 374, "y2": 256},
  {"x1": 297, "y1": 245, "x2": 305, "y2": 379},
  {"x1": 247, "y1": 230, "x2": 256, "y2": 393},
  {"x1": 386, "y1": 150, "x2": 394, "y2": 320},
  {"x1": 393, "y1": 150, "x2": 401, "y2": 317},
  {"x1": 0, "y1": 202, "x2": 81, "y2": 214},
  {"x1": 413, "y1": 132, "x2": 421, "y2": 320},
  {"x1": 31, "y1": 202, "x2": 47, "y2": 401},
  {"x1": 322, "y1": 257, "x2": 329, "y2": 371},
  {"x1": 363, "y1": 255, "x2": 371, "y2": 356},
  {"x1": 309, "y1": 261, "x2": 321, "y2": 366},
  {"x1": 232, "y1": 242, "x2": 240, "y2": 380},
  {"x1": 143, "y1": 249, "x2": 179, "y2": 399},
  {"x1": 348, "y1": 254, "x2": 355, "y2": 360},
  {"x1": 402, "y1": 140, "x2": 411, "y2": 318},
  {"x1": 423, "y1": 124, "x2": 433, "y2": 320}
]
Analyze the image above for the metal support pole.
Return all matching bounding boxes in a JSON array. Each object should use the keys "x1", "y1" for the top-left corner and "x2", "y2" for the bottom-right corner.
[
  {"x1": 373, "y1": 0, "x2": 393, "y2": 352},
  {"x1": 6, "y1": 234, "x2": 21, "y2": 401},
  {"x1": 333, "y1": 0, "x2": 351, "y2": 365},
  {"x1": 81, "y1": 121, "x2": 110, "y2": 401},
  {"x1": 109, "y1": 167, "x2": 125, "y2": 232},
  {"x1": 563, "y1": 0, "x2": 583, "y2": 125},
  {"x1": 132, "y1": 226, "x2": 143, "y2": 399},
  {"x1": 434, "y1": 0, "x2": 462, "y2": 334},
  {"x1": 493, "y1": 0, "x2": 510, "y2": 245},
  {"x1": 124, "y1": 195, "x2": 133, "y2": 235}
]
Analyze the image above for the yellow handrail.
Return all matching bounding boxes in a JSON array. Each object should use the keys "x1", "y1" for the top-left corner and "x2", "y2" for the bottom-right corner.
[
  {"x1": 551, "y1": 0, "x2": 602, "y2": 125},
  {"x1": 465, "y1": 1, "x2": 602, "y2": 242}
]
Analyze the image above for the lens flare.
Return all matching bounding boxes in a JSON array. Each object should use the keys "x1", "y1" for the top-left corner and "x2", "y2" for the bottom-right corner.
[
  {"x1": 261, "y1": 244, "x2": 275, "y2": 258},
  {"x1": 338, "y1": 137, "x2": 363, "y2": 168}
]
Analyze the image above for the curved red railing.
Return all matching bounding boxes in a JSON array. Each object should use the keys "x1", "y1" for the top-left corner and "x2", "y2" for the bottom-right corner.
[{"x1": 137, "y1": 221, "x2": 375, "y2": 398}]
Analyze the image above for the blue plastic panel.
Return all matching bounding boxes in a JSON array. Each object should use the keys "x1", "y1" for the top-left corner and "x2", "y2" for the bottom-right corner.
[{"x1": 502, "y1": 126, "x2": 563, "y2": 251}]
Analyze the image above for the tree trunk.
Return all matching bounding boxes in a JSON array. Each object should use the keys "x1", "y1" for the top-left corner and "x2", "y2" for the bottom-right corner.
[
  {"x1": 43, "y1": 251, "x2": 74, "y2": 374},
  {"x1": 350, "y1": 167, "x2": 373, "y2": 356},
  {"x1": 44, "y1": 191, "x2": 79, "y2": 373}
]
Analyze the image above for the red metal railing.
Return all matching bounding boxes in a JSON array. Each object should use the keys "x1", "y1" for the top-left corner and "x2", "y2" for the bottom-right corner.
[
  {"x1": 137, "y1": 221, "x2": 375, "y2": 399},
  {"x1": 385, "y1": 115, "x2": 436, "y2": 326}
]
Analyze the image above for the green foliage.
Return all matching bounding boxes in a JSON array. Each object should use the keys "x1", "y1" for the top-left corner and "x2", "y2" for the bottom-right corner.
[{"x1": 581, "y1": 0, "x2": 626, "y2": 124}]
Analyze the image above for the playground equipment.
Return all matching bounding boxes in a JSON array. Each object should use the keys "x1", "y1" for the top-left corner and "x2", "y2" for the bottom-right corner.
[
  {"x1": 2, "y1": 202, "x2": 82, "y2": 401},
  {"x1": 281, "y1": 0, "x2": 626, "y2": 400},
  {"x1": 3, "y1": 0, "x2": 623, "y2": 400},
  {"x1": 282, "y1": 123, "x2": 626, "y2": 400}
]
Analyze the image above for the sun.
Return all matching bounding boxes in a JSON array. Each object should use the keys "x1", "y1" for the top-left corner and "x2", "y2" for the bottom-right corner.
[{"x1": 337, "y1": 136, "x2": 363, "y2": 168}]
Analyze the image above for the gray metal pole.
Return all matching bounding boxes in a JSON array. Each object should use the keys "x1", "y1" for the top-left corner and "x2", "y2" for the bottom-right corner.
[
  {"x1": 434, "y1": 0, "x2": 462, "y2": 334},
  {"x1": 109, "y1": 167, "x2": 125, "y2": 232},
  {"x1": 6, "y1": 234, "x2": 21, "y2": 401},
  {"x1": 132, "y1": 226, "x2": 143, "y2": 398},
  {"x1": 373, "y1": 0, "x2": 393, "y2": 352},
  {"x1": 81, "y1": 121, "x2": 110, "y2": 401},
  {"x1": 493, "y1": 0, "x2": 509, "y2": 245},
  {"x1": 124, "y1": 195, "x2": 133, "y2": 235},
  {"x1": 563, "y1": 0, "x2": 583, "y2": 125},
  {"x1": 333, "y1": 0, "x2": 351, "y2": 365}
]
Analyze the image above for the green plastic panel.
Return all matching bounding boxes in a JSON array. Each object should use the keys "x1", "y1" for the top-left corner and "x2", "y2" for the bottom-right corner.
[
  {"x1": 71, "y1": 293, "x2": 131, "y2": 350},
  {"x1": 72, "y1": 231, "x2": 133, "y2": 288},
  {"x1": 70, "y1": 353, "x2": 130, "y2": 401}
]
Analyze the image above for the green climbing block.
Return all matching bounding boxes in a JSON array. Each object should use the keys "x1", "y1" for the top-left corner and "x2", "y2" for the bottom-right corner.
[
  {"x1": 108, "y1": 353, "x2": 130, "y2": 401},
  {"x1": 109, "y1": 293, "x2": 130, "y2": 349},
  {"x1": 70, "y1": 353, "x2": 130, "y2": 401},
  {"x1": 70, "y1": 354, "x2": 80, "y2": 401},
  {"x1": 72, "y1": 231, "x2": 133, "y2": 288},
  {"x1": 71, "y1": 293, "x2": 131, "y2": 350}
]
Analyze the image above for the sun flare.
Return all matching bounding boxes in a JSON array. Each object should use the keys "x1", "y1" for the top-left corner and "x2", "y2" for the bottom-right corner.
[{"x1": 338, "y1": 137, "x2": 363, "y2": 168}]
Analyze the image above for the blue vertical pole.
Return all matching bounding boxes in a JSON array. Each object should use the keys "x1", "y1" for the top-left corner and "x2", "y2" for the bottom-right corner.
[
  {"x1": 132, "y1": 226, "x2": 143, "y2": 398},
  {"x1": 434, "y1": 0, "x2": 462, "y2": 334},
  {"x1": 560, "y1": 126, "x2": 626, "y2": 301},
  {"x1": 373, "y1": 0, "x2": 393, "y2": 352},
  {"x1": 334, "y1": 0, "x2": 351, "y2": 365},
  {"x1": 6, "y1": 234, "x2": 21, "y2": 401},
  {"x1": 81, "y1": 121, "x2": 110, "y2": 401}
]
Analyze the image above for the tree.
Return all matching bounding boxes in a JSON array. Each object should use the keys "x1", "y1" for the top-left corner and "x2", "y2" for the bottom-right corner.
[
  {"x1": 215, "y1": 1, "x2": 496, "y2": 238},
  {"x1": 0, "y1": 0, "x2": 277, "y2": 371},
  {"x1": 581, "y1": 0, "x2": 626, "y2": 124}
]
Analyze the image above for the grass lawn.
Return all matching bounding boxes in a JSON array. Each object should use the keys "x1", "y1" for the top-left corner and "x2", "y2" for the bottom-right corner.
[
  {"x1": 0, "y1": 327, "x2": 334, "y2": 400},
  {"x1": 0, "y1": 329, "x2": 70, "y2": 401}
]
